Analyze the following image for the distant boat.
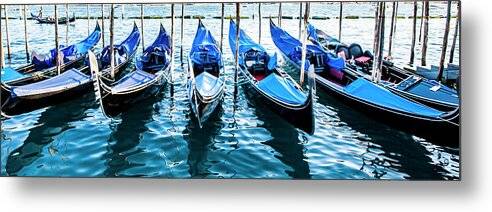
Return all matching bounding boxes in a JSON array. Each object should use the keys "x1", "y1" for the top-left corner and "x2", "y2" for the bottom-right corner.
[
  {"x1": 306, "y1": 23, "x2": 459, "y2": 112},
  {"x1": 1, "y1": 24, "x2": 140, "y2": 116},
  {"x1": 187, "y1": 20, "x2": 225, "y2": 127},
  {"x1": 228, "y1": 20, "x2": 314, "y2": 134},
  {"x1": 31, "y1": 12, "x2": 76, "y2": 24},
  {"x1": 270, "y1": 20, "x2": 459, "y2": 144},
  {"x1": 92, "y1": 24, "x2": 172, "y2": 117}
]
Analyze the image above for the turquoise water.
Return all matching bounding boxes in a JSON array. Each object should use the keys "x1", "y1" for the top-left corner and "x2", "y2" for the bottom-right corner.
[{"x1": 1, "y1": 2, "x2": 459, "y2": 179}]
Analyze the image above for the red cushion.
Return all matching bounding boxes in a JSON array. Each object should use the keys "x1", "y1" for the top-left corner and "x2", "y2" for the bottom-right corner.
[{"x1": 355, "y1": 56, "x2": 371, "y2": 64}]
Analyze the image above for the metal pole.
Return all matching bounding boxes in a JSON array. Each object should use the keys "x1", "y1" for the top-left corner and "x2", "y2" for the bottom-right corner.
[
  {"x1": 388, "y1": 2, "x2": 397, "y2": 58},
  {"x1": 298, "y1": 3, "x2": 302, "y2": 40},
  {"x1": 437, "y1": 0, "x2": 452, "y2": 82},
  {"x1": 339, "y1": 2, "x2": 343, "y2": 41},
  {"x1": 55, "y1": 5, "x2": 60, "y2": 75},
  {"x1": 278, "y1": 3, "x2": 282, "y2": 27},
  {"x1": 300, "y1": 2, "x2": 310, "y2": 86},
  {"x1": 220, "y1": 3, "x2": 224, "y2": 51},
  {"x1": 87, "y1": 4, "x2": 90, "y2": 35},
  {"x1": 65, "y1": 4, "x2": 69, "y2": 45},
  {"x1": 101, "y1": 4, "x2": 105, "y2": 48},
  {"x1": 258, "y1": 3, "x2": 261, "y2": 44},
  {"x1": 421, "y1": 0, "x2": 429, "y2": 66},
  {"x1": 449, "y1": 1, "x2": 460, "y2": 64},
  {"x1": 23, "y1": 5, "x2": 30, "y2": 63},
  {"x1": 4, "y1": 5, "x2": 11, "y2": 59},
  {"x1": 180, "y1": 3, "x2": 184, "y2": 63},
  {"x1": 410, "y1": 0, "x2": 417, "y2": 65},
  {"x1": 234, "y1": 3, "x2": 240, "y2": 96},
  {"x1": 140, "y1": 4, "x2": 144, "y2": 52},
  {"x1": 110, "y1": 4, "x2": 115, "y2": 79}
]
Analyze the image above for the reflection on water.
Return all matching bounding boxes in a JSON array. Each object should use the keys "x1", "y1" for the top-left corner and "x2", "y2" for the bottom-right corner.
[{"x1": 1, "y1": 2, "x2": 459, "y2": 180}]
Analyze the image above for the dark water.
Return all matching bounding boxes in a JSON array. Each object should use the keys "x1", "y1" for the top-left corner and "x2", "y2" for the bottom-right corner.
[{"x1": 1, "y1": 2, "x2": 460, "y2": 179}]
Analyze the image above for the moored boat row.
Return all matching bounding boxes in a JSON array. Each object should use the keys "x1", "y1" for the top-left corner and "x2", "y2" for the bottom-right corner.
[{"x1": 0, "y1": 17, "x2": 460, "y2": 145}]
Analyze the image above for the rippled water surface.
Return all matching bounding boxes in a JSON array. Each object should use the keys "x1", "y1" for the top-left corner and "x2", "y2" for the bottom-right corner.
[{"x1": 1, "y1": 2, "x2": 460, "y2": 179}]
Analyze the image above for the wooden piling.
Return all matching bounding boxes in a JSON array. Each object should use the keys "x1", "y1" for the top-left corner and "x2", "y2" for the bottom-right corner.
[
  {"x1": 87, "y1": 4, "x2": 90, "y2": 35},
  {"x1": 109, "y1": 4, "x2": 115, "y2": 79},
  {"x1": 121, "y1": 4, "x2": 125, "y2": 19},
  {"x1": 4, "y1": 5, "x2": 11, "y2": 59},
  {"x1": 298, "y1": 2, "x2": 302, "y2": 39},
  {"x1": 409, "y1": 0, "x2": 417, "y2": 65},
  {"x1": 449, "y1": 1, "x2": 460, "y2": 64},
  {"x1": 339, "y1": 2, "x2": 343, "y2": 41},
  {"x1": 299, "y1": 2, "x2": 310, "y2": 86},
  {"x1": 65, "y1": 4, "x2": 69, "y2": 45},
  {"x1": 419, "y1": 1, "x2": 424, "y2": 43},
  {"x1": 23, "y1": 5, "x2": 30, "y2": 63},
  {"x1": 219, "y1": 3, "x2": 224, "y2": 52},
  {"x1": 140, "y1": 4, "x2": 144, "y2": 52},
  {"x1": 437, "y1": 0, "x2": 452, "y2": 82},
  {"x1": 40, "y1": 6, "x2": 43, "y2": 17},
  {"x1": 234, "y1": 3, "x2": 240, "y2": 96},
  {"x1": 258, "y1": 3, "x2": 262, "y2": 44},
  {"x1": 388, "y1": 2, "x2": 398, "y2": 58},
  {"x1": 180, "y1": 4, "x2": 184, "y2": 63},
  {"x1": 372, "y1": 2, "x2": 386, "y2": 83},
  {"x1": 101, "y1": 4, "x2": 105, "y2": 48},
  {"x1": 421, "y1": 0, "x2": 429, "y2": 66},
  {"x1": 170, "y1": 4, "x2": 175, "y2": 93},
  {"x1": 55, "y1": 5, "x2": 60, "y2": 75},
  {"x1": 0, "y1": 5, "x2": 4, "y2": 68},
  {"x1": 278, "y1": 3, "x2": 282, "y2": 27}
]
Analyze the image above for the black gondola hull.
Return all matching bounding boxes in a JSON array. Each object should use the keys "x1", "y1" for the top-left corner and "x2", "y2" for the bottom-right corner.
[
  {"x1": 315, "y1": 76, "x2": 459, "y2": 146},
  {"x1": 239, "y1": 71, "x2": 315, "y2": 134}
]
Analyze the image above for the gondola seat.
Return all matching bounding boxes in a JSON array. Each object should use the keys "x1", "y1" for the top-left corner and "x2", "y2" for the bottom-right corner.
[
  {"x1": 1, "y1": 67, "x2": 24, "y2": 82},
  {"x1": 11, "y1": 68, "x2": 90, "y2": 98}
]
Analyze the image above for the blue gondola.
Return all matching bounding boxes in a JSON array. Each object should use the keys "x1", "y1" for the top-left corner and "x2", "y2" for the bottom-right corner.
[
  {"x1": 228, "y1": 20, "x2": 314, "y2": 134},
  {"x1": 270, "y1": 20, "x2": 459, "y2": 144},
  {"x1": 306, "y1": 23, "x2": 459, "y2": 111},
  {"x1": 1, "y1": 23, "x2": 140, "y2": 116},
  {"x1": 1, "y1": 23, "x2": 102, "y2": 86},
  {"x1": 187, "y1": 20, "x2": 225, "y2": 127},
  {"x1": 92, "y1": 24, "x2": 172, "y2": 117}
]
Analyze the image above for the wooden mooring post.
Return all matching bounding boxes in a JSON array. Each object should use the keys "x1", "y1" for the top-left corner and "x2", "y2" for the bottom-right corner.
[
  {"x1": 388, "y1": 2, "x2": 398, "y2": 59},
  {"x1": 421, "y1": 0, "x2": 429, "y2": 66},
  {"x1": 140, "y1": 4, "x2": 145, "y2": 52},
  {"x1": 65, "y1": 4, "x2": 69, "y2": 45},
  {"x1": 339, "y1": 2, "x2": 343, "y2": 41},
  {"x1": 299, "y1": 2, "x2": 310, "y2": 86},
  {"x1": 258, "y1": 3, "x2": 262, "y2": 44},
  {"x1": 55, "y1": 5, "x2": 60, "y2": 75},
  {"x1": 298, "y1": 2, "x2": 302, "y2": 39},
  {"x1": 0, "y1": 5, "x2": 4, "y2": 68},
  {"x1": 449, "y1": 0, "x2": 460, "y2": 64},
  {"x1": 180, "y1": 3, "x2": 184, "y2": 63},
  {"x1": 372, "y1": 2, "x2": 386, "y2": 83},
  {"x1": 170, "y1": 3, "x2": 175, "y2": 94},
  {"x1": 409, "y1": 0, "x2": 417, "y2": 65},
  {"x1": 220, "y1": 3, "x2": 224, "y2": 52},
  {"x1": 278, "y1": 3, "x2": 282, "y2": 27},
  {"x1": 23, "y1": 5, "x2": 30, "y2": 63},
  {"x1": 87, "y1": 4, "x2": 90, "y2": 35},
  {"x1": 109, "y1": 4, "x2": 115, "y2": 79},
  {"x1": 101, "y1": 4, "x2": 105, "y2": 48},
  {"x1": 4, "y1": 5, "x2": 11, "y2": 60},
  {"x1": 437, "y1": 0, "x2": 452, "y2": 82}
]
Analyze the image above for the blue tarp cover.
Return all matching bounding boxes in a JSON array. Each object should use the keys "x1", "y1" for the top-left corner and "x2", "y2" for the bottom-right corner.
[
  {"x1": 270, "y1": 21, "x2": 345, "y2": 71},
  {"x1": 32, "y1": 24, "x2": 101, "y2": 70},
  {"x1": 195, "y1": 71, "x2": 224, "y2": 98},
  {"x1": 112, "y1": 70, "x2": 156, "y2": 93},
  {"x1": 344, "y1": 78, "x2": 445, "y2": 118},
  {"x1": 100, "y1": 24, "x2": 141, "y2": 68},
  {"x1": 257, "y1": 74, "x2": 307, "y2": 105},
  {"x1": 190, "y1": 20, "x2": 222, "y2": 66},
  {"x1": 1, "y1": 67, "x2": 24, "y2": 82},
  {"x1": 12, "y1": 68, "x2": 90, "y2": 97}
]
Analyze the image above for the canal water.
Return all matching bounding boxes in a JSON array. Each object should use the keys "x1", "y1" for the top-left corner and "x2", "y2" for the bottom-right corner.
[{"x1": 0, "y1": 2, "x2": 460, "y2": 179}]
